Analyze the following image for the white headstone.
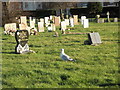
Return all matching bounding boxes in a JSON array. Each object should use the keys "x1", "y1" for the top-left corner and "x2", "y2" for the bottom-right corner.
[
  {"x1": 20, "y1": 16, "x2": 27, "y2": 26},
  {"x1": 83, "y1": 19, "x2": 89, "y2": 28},
  {"x1": 30, "y1": 21, "x2": 35, "y2": 28},
  {"x1": 65, "y1": 19, "x2": 69, "y2": 26},
  {"x1": 38, "y1": 22, "x2": 44, "y2": 32},
  {"x1": 69, "y1": 18, "x2": 74, "y2": 27},
  {"x1": 61, "y1": 21, "x2": 66, "y2": 31},
  {"x1": 81, "y1": 16, "x2": 86, "y2": 25}
]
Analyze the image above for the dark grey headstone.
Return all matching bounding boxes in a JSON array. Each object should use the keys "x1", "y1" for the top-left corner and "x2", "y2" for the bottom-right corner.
[
  {"x1": 15, "y1": 30, "x2": 29, "y2": 54},
  {"x1": 87, "y1": 32, "x2": 102, "y2": 45}
]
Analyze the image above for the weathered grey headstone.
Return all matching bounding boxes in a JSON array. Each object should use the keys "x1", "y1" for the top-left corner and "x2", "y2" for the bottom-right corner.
[
  {"x1": 114, "y1": 18, "x2": 118, "y2": 22},
  {"x1": 83, "y1": 19, "x2": 89, "y2": 28},
  {"x1": 73, "y1": 15, "x2": 79, "y2": 25},
  {"x1": 38, "y1": 22, "x2": 44, "y2": 32},
  {"x1": 81, "y1": 16, "x2": 86, "y2": 25},
  {"x1": 15, "y1": 30, "x2": 29, "y2": 54},
  {"x1": 87, "y1": 32, "x2": 102, "y2": 45}
]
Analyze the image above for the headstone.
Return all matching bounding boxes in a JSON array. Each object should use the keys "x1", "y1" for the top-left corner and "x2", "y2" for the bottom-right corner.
[
  {"x1": 107, "y1": 11, "x2": 110, "y2": 22},
  {"x1": 38, "y1": 22, "x2": 44, "y2": 32},
  {"x1": 69, "y1": 17, "x2": 74, "y2": 27},
  {"x1": 40, "y1": 18, "x2": 44, "y2": 22},
  {"x1": 4, "y1": 23, "x2": 17, "y2": 35},
  {"x1": 114, "y1": 18, "x2": 118, "y2": 22},
  {"x1": 61, "y1": 21, "x2": 66, "y2": 34},
  {"x1": 15, "y1": 30, "x2": 29, "y2": 54},
  {"x1": 54, "y1": 16, "x2": 61, "y2": 26},
  {"x1": 20, "y1": 16, "x2": 27, "y2": 26},
  {"x1": 73, "y1": 15, "x2": 79, "y2": 25},
  {"x1": 30, "y1": 21, "x2": 35, "y2": 28},
  {"x1": 47, "y1": 24, "x2": 56, "y2": 32},
  {"x1": 97, "y1": 19, "x2": 104, "y2": 23},
  {"x1": 19, "y1": 23, "x2": 27, "y2": 30},
  {"x1": 81, "y1": 16, "x2": 86, "y2": 25},
  {"x1": 83, "y1": 19, "x2": 89, "y2": 28},
  {"x1": 87, "y1": 32, "x2": 102, "y2": 45},
  {"x1": 65, "y1": 19, "x2": 69, "y2": 26}
]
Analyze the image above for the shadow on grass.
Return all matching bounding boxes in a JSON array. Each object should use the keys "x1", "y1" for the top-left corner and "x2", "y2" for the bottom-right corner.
[
  {"x1": 99, "y1": 83, "x2": 120, "y2": 87},
  {"x1": 2, "y1": 52, "x2": 16, "y2": 54}
]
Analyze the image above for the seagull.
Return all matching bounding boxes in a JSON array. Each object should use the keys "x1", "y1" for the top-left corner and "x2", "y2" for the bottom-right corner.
[{"x1": 60, "y1": 49, "x2": 76, "y2": 62}]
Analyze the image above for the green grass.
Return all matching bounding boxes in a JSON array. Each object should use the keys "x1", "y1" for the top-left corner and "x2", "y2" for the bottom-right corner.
[{"x1": 1, "y1": 22, "x2": 119, "y2": 88}]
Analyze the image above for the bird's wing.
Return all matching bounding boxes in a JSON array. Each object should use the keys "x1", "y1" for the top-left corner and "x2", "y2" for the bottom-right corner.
[{"x1": 61, "y1": 54, "x2": 70, "y2": 60}]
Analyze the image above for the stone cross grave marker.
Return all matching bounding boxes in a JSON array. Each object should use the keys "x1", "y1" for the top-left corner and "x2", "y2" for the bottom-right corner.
[
  {"x1": 87, "y1": 32, "x2": 102, "y2": 45},
  {"x1": 54, "y1": 16, "x2": 61, "y2": 26},
  {"x1": 38, "y1": 22, "x2": 44, "y2": 32},
  {"x1": 107, "y1": 11, "x2": 110, "y2": 22},
  {"x1": 83, "y1": 19, "x2": 89, "y2": 28},
  {"x1": 4, "y1": 23, "x2": 17, "y2": 35},
  {"x1": 81, "y1": 16, "x2": 86, "y2": 25},
  {"x1": 15, "y1": 30, "x2": 29, "y2": 54},
  {"x1": 69, "y1": 17, "x2": 74, "y2": 27},
  {"x1": 20, "y1": 16, "x2": 27, "y2": 26},
  {"x1": 73, "y1": 15, "x2": 79, "y2": 25}
]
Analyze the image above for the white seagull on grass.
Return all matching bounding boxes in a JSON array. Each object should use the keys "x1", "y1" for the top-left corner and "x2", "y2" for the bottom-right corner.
[{"x1": 60, "y1": 49, "x2": 76, "y2": 62}]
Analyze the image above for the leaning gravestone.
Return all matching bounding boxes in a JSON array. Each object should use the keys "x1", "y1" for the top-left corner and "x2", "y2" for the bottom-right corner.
[
  {"x1": 83, "y1": 19, "x2": 89, "y2": 28},
  {"x1": 87, "y1": 32, "x2": 102, "y2": 45},
  {"x1": 15, "y1": 30, "x2": 35, "y2": 54}
]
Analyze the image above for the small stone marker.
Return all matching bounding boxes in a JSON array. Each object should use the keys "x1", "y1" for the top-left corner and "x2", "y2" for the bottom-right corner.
[
  {"x1": 73, "y1": 15, "x2": 79, "y2": 25},
  {"x1": 114, "y1": 18, "x2": 118, "y2": 22},
  {"x1": 81, "y1": 16, "x2": 86, "y2": 25},
  {"x1": 38, "y1": 22, "x2": 44, "y2": 32},
  {"x1": 87, "y1": 32, "x2": 102, "y2": 45},
  {"x1": 97, "y1": 19, "x2": 104, "y2": 23},
  {"x1": 65, "y1": 19, "x2": 69, "y2": 26},
  {"x1": 20, "y1": 16, "x2": 27, "y2": 26},
  {"x1": 83, "y1": 19, "x2": 89, "y2": 28},
  {"x1": 4, "y1": 23, "x2": 17, "y2": 35},
  {"x1": 69, "y1": 17, "x2": 74, "y2": 27},
  {"x1": 15, "y1": 30, "x2": 29, "y2": 54},
  {"x1": 54, "y1": 16, "x2": 61, "y2": 26}
]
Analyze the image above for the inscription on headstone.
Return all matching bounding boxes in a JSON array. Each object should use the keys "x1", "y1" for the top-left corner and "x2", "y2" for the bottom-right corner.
[{"x1": 15, "y1": 30, "x2": 29, "y2": 54}]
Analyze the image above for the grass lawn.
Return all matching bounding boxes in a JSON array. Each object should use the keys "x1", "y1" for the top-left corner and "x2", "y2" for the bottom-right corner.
[{"x1": 1, "y1": 22, "x2": 119, "y2": 88}]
